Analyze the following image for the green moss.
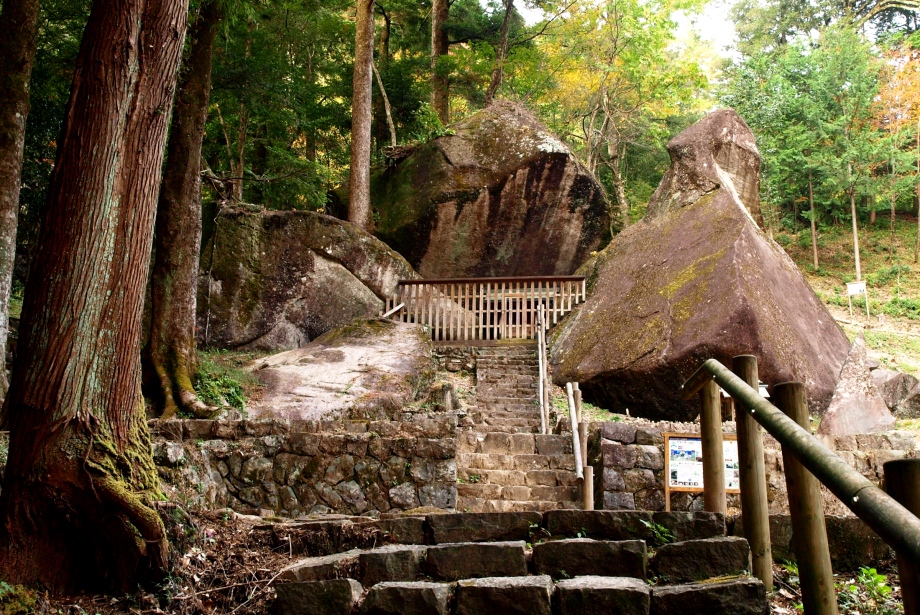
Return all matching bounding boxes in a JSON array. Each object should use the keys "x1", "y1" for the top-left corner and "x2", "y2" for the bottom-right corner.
[{"x1": 0, "y1": 582, "x2": 37, "y2": 615}]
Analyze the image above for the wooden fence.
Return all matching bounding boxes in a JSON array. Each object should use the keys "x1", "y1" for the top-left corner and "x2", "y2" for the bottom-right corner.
[{"x1": 383, "y1": 276, "x2": 586, "y2": 342}]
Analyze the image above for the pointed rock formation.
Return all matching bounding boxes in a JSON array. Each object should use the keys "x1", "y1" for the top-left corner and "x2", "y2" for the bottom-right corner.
[
  {"x1": 818, "y1": 334, "x2": 895, "y2": 436},
  {"x1": 549, "y1": 109, "x2": 851, "y2": 421}
]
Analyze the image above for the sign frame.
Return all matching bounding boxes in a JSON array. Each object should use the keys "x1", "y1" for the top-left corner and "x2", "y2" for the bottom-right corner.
[{"x1": 663, "y1": 432, "x2": 740, "y2": 511}]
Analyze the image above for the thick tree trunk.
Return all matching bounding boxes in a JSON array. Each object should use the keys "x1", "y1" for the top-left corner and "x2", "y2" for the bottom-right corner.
[
  {"x1": 0, "y1": 0, "x2": 39, "y2": 398},
  {"x1": 0, "y1": 0, "x2": 187, "y2": 593},
  {"x1": 349, "y1": 0, "x2": 374, "y2": 230},
  {"x1": 809, "y1": 178, "x2": 819, "y2": 270},
  {"x1": 147, "y1": 0, "x2": 221, "y2": 420},
  {"x1": 431, "y1": 0, "x2": 449, "y2": 124},
  {"x1": 485, "y1": 0, "x2": 514, "y2": 105}
]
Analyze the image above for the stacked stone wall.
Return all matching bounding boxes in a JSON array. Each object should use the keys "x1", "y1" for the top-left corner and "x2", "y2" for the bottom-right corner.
[
  {"x1": 149, "y1": 417, "x2": 458, "y2": 517},
  {"x1": 590, "y1": 419, "x2": 920, "y2": 516}
]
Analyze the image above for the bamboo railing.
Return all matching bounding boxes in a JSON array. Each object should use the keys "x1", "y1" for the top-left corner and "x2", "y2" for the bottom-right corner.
[
  {"x1": 383, "y1": 276, "x2": 586, "y2": 342},
  {"x1": 682, "y1": 356, "x2": 920, "y2": 615}
]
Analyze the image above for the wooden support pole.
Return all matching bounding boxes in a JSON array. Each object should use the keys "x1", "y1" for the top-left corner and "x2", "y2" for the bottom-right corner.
[
  {"x1": 884, "y1": 459, "x2": 920, "y2": 615},
  {"x1": 583, "y1": 465, "x2": 594, "y2": 511},
  {"x1": 700, "y1": 379, "x2": 727, "y2": 515},
  {"x1": 774, "y1": 382, "x2": 837, "y2": 615},
  {"x1": 574, "y1": 384, "x2": 583, "y2": 425},
  {"x1": 732, "y1": 355, "x2": 773, "y2": 590},
  {"x1": 566, "y1": 383, "x2": 584, "y2": 481},
  {"x1": 579, "y1": 420, "x2": 589, "y2": 473}
]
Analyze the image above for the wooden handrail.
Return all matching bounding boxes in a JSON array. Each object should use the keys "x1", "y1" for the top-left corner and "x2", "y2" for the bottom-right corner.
[
  {"x1": 397, "y1": 276, "x2": 586, "y2": 285},
  {"x1": 566, "y1": 382, "x2": 584, "y2": 482},
  {"x1": 681, "y1": 358, "x2": 920, "y2": 565}
]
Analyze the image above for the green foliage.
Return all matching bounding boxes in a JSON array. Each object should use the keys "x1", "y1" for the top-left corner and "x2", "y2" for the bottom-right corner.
[
  {"x1": 640, "y1": 518, "x2": 674, "y2": 547},
  {"x1": 838, "y1": 567, "x2": 901, "y2": 615},
  {"x1": 881, "y1": 296, "x2": 920, "y2": 320},
  {"x1": 0, "y1": 582, "x2": 37, "y2": 615},
  {"x1": 193, "y1": 352, "x2": 260, "y2": 413}
]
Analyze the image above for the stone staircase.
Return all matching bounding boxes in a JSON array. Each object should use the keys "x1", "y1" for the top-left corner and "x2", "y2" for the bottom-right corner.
[
  {"x1": 456, "y1": 345, "x2": 580, "y2": 513},
  {"x1": 270, "y1": 510, "x2": 769, "y2": 615}
]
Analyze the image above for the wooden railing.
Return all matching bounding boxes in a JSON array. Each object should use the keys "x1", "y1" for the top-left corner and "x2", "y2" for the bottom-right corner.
[
  {"x1": 383, "y1": 276, "x2": 586, "y2": 342},
  {"x1": 682, "y1": 357, "x2": 920, "y2": 615}
]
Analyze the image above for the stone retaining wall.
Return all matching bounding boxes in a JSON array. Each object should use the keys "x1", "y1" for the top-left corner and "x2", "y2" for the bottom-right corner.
[
  {"x1": 590, "y1": 419, "x2": 920, "y2": 516},
  {"x1": 150, "y1": 417, "x2": 458, "y2": 517}
]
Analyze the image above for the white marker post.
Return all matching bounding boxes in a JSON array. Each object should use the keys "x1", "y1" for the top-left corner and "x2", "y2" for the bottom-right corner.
[{"x1": 846, "y1": 281, "x2": 869, "y2": 319}]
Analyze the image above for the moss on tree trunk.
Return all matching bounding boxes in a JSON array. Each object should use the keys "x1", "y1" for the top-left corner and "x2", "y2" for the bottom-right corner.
[
  {"x1": 146, "y1": 0, "x2": 222, "y2": 420},
  {"x1": 0, "y1": 0, "x2": 188, "y2": 593}
]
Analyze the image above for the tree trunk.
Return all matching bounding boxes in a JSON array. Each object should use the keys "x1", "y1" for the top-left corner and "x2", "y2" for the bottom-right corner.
[
  {"x1": 349, "y1": 0, "x2": 375, "y2": 230},
  {"x1": 0, "y1": 0, "x2": 187, "y2": 593},
  {"x1": 606, "y1": 140, "x2": 630, "y2": 229},
  {"x1": 485, "y1": 0, "x2": 514, "y2": 105},
  {"x1": 850, "y1": 186, "x2": 862, "y2": 281},
  {"x1": 431, "y1": 0, "x2": 449, "y2": 124},
  {"x1": 890, "y1": 193, "x2": 897, "y2": 261},
  {"x1": 809, "y1": 178, "x2": 819, "y2": 270},
  {"x1": 146, "y1": 0, "x2": 221, "y2": 420},
  {"x1": 0, "y1": 0, "x2": 39, "y2": 399},
  {"x1": 373, "y1": 61, "x2": 397, "y2": 147},
  {"x1": 372, "y1": 6, "x2": 391, "y2": 148}
]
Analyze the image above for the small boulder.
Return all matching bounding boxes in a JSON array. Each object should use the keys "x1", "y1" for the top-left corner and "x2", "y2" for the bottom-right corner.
[
  {"x1": 818, "y1": 334, "x2": 895, "y2": 436},
  {"x1": 897, "y1": 383, "x2": 920, "y2": 419},
  {"x1": 872, "y1": 369, "x2": 918, "y2": 409}
]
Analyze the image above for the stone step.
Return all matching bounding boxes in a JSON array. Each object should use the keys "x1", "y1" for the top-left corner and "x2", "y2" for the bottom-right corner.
[
  {"x1": 455, "y1": 496, "x2": 580, "y2": 512},
  {"x1": 458, "y1": 468, "x2": 579, "y2": 487},
  {"x1": 458, "y1": 432, "x2": 574, "y2": 455},
  {"x1": 456, "y1": 452, "x2": 576, "y2": 472},
  {"x1": 274, "y1": 575, "x2": 768, "y2": 615},
  {"x1": 457, "y1": 483, "x2": 579, "y2": 503}
]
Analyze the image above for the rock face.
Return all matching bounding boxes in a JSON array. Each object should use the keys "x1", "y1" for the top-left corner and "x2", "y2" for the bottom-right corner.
[
  {"x1": 550, "y1": 109, "x2": 851, "y2": 421},
  {"x1": 198, "y1": 207, "x2": 417, "y2": 352},
  {"x1": 248, "y1": 319, "x2": 435, "y2": 421},
  {"x1": 872, "y1": 369, "x2": 919, "y2": 411},
  {"x1": 646, "y1": 108, "x2": 763, "y2": 228},
  {"x1": 818, "y1": 334, "x2": 895, "y2": 436},
  {"x1": 368, "y1": 101, "x2": 610, "y2": 277}
]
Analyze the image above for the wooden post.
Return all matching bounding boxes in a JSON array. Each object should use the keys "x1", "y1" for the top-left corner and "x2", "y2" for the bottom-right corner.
[
  {"x1": 884, "y1": 459, "x2": 920, "y2": 615},
  {"x1": 579, "y1": 420, "x2": 589, "y2": 474},
  {"x1": 774, "y1": 382, "x2": 837, "y2": 615},
  {"x1": 574, "y1": 384, "x2": 583, "y2": 424},
  {"x1": 566, "y1": 383, "x2": 584, "y2": 480},
  {"x1": 732, "y1": 355, "x2": 773, "y2": 589},
  {"x1": 583, "y1": 465, "x2": 595, "y2": 511},
  {"x1": 700, "y1": 379, "x2": 727, "y2": 515}
]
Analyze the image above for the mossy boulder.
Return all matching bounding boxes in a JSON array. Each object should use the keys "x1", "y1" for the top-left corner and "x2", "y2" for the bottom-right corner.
[
  {"x1": 549, "y1": 111, "x2": 849, "y2": 421},
  {"x1": 197, "y1": 207, "x2": 417, "y2": 351},
  {"x1": 366, "y1": 100, "x2": 610, "y2": 277}
]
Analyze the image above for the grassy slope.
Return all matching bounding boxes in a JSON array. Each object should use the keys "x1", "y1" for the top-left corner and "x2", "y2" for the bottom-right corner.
[{"x1": 774, "y1": 215, "x2": 920, "y2": 378}]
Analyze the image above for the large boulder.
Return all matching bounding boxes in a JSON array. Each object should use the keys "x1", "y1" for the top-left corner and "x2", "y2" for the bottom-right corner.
[
  {"x1": 247, "y1": 319, "x2": 435, "y2": 421},
  {"x1": 646, "y1": 108, "x2": 763, "y2": 227},
  {"x1": 197, "y1": 207, "x2": 417, "y2": 352},
  {"x1": 367, "y1": 101, "x2": 610, "y2": 277},
  {"x1": 549, "y1": 109, "x2": 850, "y2": 421},
  {"x1": 818, "y1": 334, "x2": 895, "y2": 436}
]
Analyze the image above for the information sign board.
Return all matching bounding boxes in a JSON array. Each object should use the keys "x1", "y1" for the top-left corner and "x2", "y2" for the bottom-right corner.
[{"x1": 663, "y1": 433, "x2": 739, "y2": 510}]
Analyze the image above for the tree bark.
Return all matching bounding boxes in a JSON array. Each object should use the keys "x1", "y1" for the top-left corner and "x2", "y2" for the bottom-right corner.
[
  {"x1": 0, "y1": 0, "x2": 187, "y2": 593},
  {"x1": 146, "y1": 0, "x2": 221, "y2": 420},
  {"x1": 606, "y1": 140, "x2": 630, "y2": 229},
  {"x1": 431, "y1": 0, "x2": 449, "y2": 124},
  {"x1": 0, "y1": 0, "x2": 40, "y2": 399},
  {"x1": 349, "y1": 0, "x2": 375, "y2": 230},
  {"x1": 850, "y1": 186, "x2": 862, "y2": 281},
  {"x1": 485, "y1": 0, "x2": 514, "y2": 105},
  {"x1": 809, "y1": 178, "x2": 819, "y2": 270}
]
